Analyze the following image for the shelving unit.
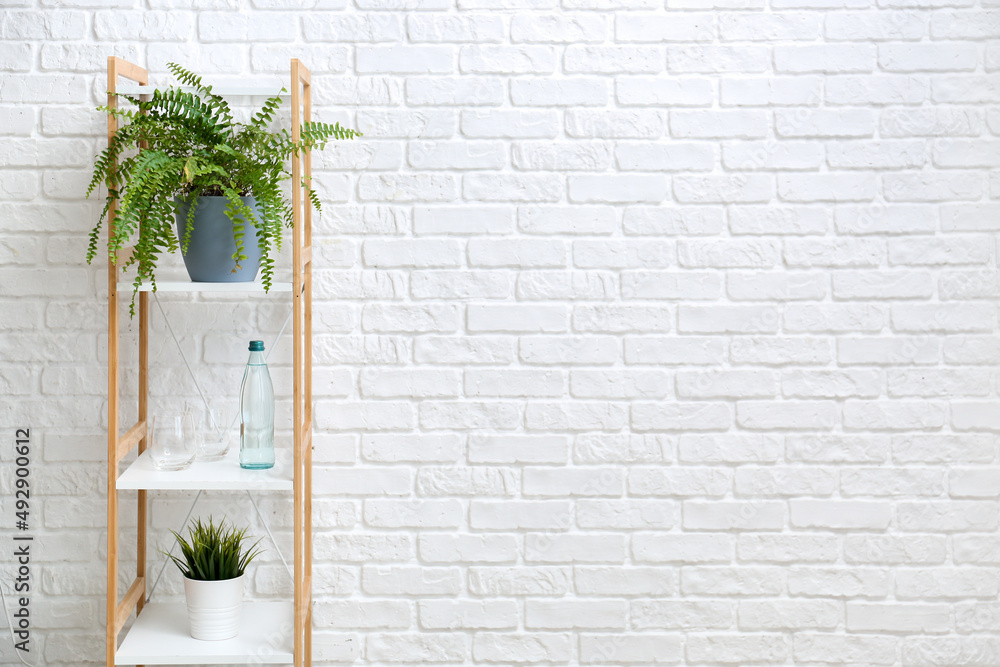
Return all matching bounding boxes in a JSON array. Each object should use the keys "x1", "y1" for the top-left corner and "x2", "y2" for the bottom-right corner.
[{"x1": 104, "y1": 57, "x2": 315, "y2": 666}]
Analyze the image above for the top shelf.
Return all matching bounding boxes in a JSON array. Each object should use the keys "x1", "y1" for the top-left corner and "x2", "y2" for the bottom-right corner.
[{"x1": 116, "y1": 84, "x2": 285, "y2": 97}]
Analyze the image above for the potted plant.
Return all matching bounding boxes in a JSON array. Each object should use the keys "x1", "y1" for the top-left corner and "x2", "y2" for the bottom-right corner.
[
  {"x1": 166, "y1": 516, "x2": 264, "y2": 641},
  {"x1": 86, "y1": 63, "x2": 361, "y2": 315}
]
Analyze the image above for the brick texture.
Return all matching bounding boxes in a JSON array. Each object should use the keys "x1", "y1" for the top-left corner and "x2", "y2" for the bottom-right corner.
[{"x1": 2, "y1": 2, "x2": 999, "y2": 665}]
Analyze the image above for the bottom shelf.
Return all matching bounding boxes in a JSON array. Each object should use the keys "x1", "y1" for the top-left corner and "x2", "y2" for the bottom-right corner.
[{"x1": 115, "y1": 601, "x2": 293, "y2": 665}]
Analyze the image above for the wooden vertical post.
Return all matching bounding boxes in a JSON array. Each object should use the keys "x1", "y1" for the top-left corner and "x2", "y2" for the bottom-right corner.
[
  {"x1": 290, "y1": 57, "x2": 305, "y2": 667},
  {"x1": 106, "y1": 56, "x2": 149, "y2": 667},
  {"x1": 106, "y1": 54, "x2": 120, "y2": 667},
  {"x1": 302, "y1": 63, "x2": 314, "y2": 667}
]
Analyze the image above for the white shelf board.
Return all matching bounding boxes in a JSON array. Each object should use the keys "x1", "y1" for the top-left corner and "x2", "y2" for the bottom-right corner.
[
  {"x1": 115, "y1": 601, "x2": 293, "y2": 665},
  {"x1": 116, "y1": 84, "x2": 285, "y2": 97},
  {"x1": 118, "y1": 278, "x2": 293, "y2": 293},
  {"x1": 117, "y1": 448, "x2": 292, "y2": 492}
]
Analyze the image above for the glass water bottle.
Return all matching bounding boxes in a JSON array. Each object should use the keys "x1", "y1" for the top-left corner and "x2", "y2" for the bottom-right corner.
[{"x1": 239, "y1": 340, "x2": 274, "y2": 469}]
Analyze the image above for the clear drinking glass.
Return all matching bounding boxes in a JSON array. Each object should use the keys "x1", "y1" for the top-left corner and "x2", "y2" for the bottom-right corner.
[
  {"x1": 149, "y1": 413, "x2": 196, "y2": 471},
  {"x1": 198, "y1": 406, "x2": 233, "y2": 462}
]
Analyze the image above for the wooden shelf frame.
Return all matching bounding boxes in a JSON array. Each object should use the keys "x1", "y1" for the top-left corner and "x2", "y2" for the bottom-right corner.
[{"x1": 104, "y1": 57, "x2": 314, "y2": 667}]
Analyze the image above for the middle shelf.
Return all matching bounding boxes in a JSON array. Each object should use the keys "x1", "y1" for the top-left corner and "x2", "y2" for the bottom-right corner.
[{"x1": 118, "y1": 448, "x2": 293, "y2": 491}]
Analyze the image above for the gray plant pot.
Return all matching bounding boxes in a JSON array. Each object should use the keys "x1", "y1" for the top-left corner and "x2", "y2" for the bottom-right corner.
[{"x1": 174, "y1": 196, "x2": 263, "y2": 283}]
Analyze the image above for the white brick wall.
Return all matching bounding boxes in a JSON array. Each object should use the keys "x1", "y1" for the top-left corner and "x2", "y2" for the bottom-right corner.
[{"x1": 2, "y1": 1, "x2": 1000, "y2": 665}]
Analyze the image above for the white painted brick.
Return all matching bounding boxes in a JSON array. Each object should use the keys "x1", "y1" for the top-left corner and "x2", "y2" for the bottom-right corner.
[
  {"x1": 775, "y1": 43, "x2": 875, "y2": 73},
  {"x1": 826, "y1": 11, "x2": 926, "y2": 41},
  {"x1": 671, "y1": 110, "x2": 768, "y2": 139},
  {"x1": 622, "y1": 271, "x2": 721, "y2": 300},
  {"x1": 406, "y1": 76, "x2": 505, "y2": 106},
  {"x1": 683, "y1": 500, "x2": 787, "y2": 530},
  {"x1": 357, "y1": 46, "x2": 454, "y2": 74},
  {"x1": 788, "y1": 567, "x2": 892, "y2": 599},
  {"x1": 841, "y1": 468, "x2": 945, "y2": 496},
  {"x1": 473, "y1": 633, "x2": 572, "y2": 663},
  {"x1": 467, "y1": 304, "x2": 568, "y2": 332},
  {"x1": 465, "y1": 369, "x2": 565, "y2": 397},
  {"x1": 631, "y1": 402, "x2": 733, "y2": 432},
  {"x1": 738, "y1": 535, "x2": 839, "y2": 564},
  {"x1": 468, "y1": 567, "x2": 572, "y2": 596},
  {"x1": 730, "y1": 336, "x2": 832, "y2": 366},
  {"x1": 518, "y1": 206, "x2": 617, "y2": 235},
  {"x1": 407, "y1": 14, "x2": 504, "y2": 42},
  {"x1": 512, "y1": 14, "x2": 607, "y2": 42},
  {"x1": 524, "y1": 534, "x2": 627, "y2": 564},
  {"x1": 896, "y1": 501, "x2": 999, "y2": 532},
  {"x1": 409, "y1": 142, "x2": 505, "y2": 171},
  {"x1": 879, "y1": 43, "x2": 978, "y2": 72},
  {"x1": 569, "y1": 175, "x2": 668, "y2": 204},
  {"x1": 526, "y1": 402, "x2": 629, "y2": 431},
  {"x1": 896, "y1": 568, "x2": 1000, "y2": 600},
  {"x1": 674, "y1": 174, "x2": 774, "y2": 203},
  {"x1": 687, "y1": 634, "x2": 789, "y2": 664},
  {"x1": 782, "y1": 369, "x2": 881, "y2": 398},
  {"x1": 785, "y1": 304, "x2": 887, "y2": 333},
  {"x1": 679, "y1": 305, "x2": 780, "y2": 334},
  {"x1": 668, "y1": 45, "x2": 769, "y2": 73},
  {"x1": 736, "y1": 467, "x2": 838, "y2": 497},
  {"x1": 737, "y1": 400, "x2": 837, "y2": 430},
  {"x1": 579, "y1": 634, "x2": 682, "y2": 664},
  {"x1": 740, "y1": 600, "x2": 840, "y2": 631},
  {"x1": 420, "y1": 600, "x2": 519, "y2": 628},
  {"x1": 514, "y1": 141, "x2": 613, "y2": 171},
  {"x1": 362, "y1": 565, "x2": 462, "y2": 595},
  {"x1": 463, "y1": 109, "x2": 559, "y2": 139},
  {"x1": 520, "y1": 336, "x2": 619, "y2": 365},
  {"x1": 676, "y1": 370, "x2": 778, "y2": 399},
  {"x1": 468, "y1": 239, "x2": 567, "y2": 268},
  {"x1": 617, "y1": 76, "x2": 714, "y2": 106},
  {"x1": 411, "y1": 270, "x2": 511, "y2": 299},
  {"x1": 626, "y1": 336, "x2": 727, "y2": 365},
  {"x1": 470, "y1": 434, "x2": 568, "y2": 463},
  {"x1": 892, "y1": 303, "x2": 996, "y2": 333},
  {"x1": 631, "y1": 600, "x2": 733, "y2": 630},
  {"x1": 570, "y1": 370, "x2": 670, "y2": 398},
  {"x1": 358, "y1": 174, "x2": 458, "y2": 202},
  {"x1": 364, "y1": 499, "x2": 464, "y2": 528},
  {"x1": 464, "y1": 173, "x2": 564, "y2": 202},
  {"x1": 565, "y1": 46, "x2": 664, "y2": 74},
  {"x1": 787, "y1": 435, "x2": 889, "y2": 463},
  {"x1": 517, "y1": 271, "x2": 618, "y2": 301},
  {"x1": 950, "y1": 468, "x2": 1000, "y2": 498},
  {"x1": 566, "y1": 109, "x2": 666, "y2": 139},
  {"x1": 470, "y1": 501, "x2": 570, "y2": 530},
  {"x1": 843, "y1": 535, "x2": 948, "y2": 565},
  {"x1": 576, "y1": 566, "x2": 676, "y2": 595},
  {"x1": 577, "y1": 499, "x2": 674, "y2": 529},
  {"x1": 362, "y1": 434, "x2": 463, "y2": 463},
  {"x1": 512, "y1": 78, "x2": 609, "y2": 107},
  {"x1": 679, "y1": 434, "x2": 782, "y2": 464},
  {"x1": 417, "y1": 466, "x2": 518, "y2": 496},
  {"x1": 461, "y1": 45, "x2": 555, "y2": 74},
  {"x1": 681, "y1": 567, "x2": 785, "y2": 596},
  {"x1": 367, "y1": 633, "x2": 468, "y2": 663},
  {"x1": 679, "y1": 239, "x2": 780, "y2": 268},
  {"x1": 826, "y1": 75, "x2": 928, "y2": 105},
  {"x1": 894, "y1": 434, "x2": 996, "y2": 464},
  {"x1": 629, "y1": 467, "x2": 732, "y2": 496},
  {"x1": 574, "y1": 433, "x2": 673, "y2": 464},
  {"x1": 794, "y1": 635, "x2": 897, "y2": 666},
  {"x1": 419, "y1": 400, "x2": 522, "y2": 430},
  {"x1": 723, "y1": 140, "x2": 823, "y2": 170}
]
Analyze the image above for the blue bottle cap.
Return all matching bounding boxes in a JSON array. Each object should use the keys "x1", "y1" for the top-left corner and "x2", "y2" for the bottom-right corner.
[{"x1": 249, "y1": 340, "x2": 264, "y2": 351}]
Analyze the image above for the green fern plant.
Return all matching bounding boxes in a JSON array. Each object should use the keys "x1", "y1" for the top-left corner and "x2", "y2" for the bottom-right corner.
[
  {"x1": 86, "y1": 62, "x2": 362, "y2": 315},
  {"x1": 166, "y1": 517, "x2": 264, "y2": 582}
]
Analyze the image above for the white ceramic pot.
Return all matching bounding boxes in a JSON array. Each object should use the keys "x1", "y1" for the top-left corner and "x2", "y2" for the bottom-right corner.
[{"x1": 183, "y1": 574, "x2": 244, "y2": 641}]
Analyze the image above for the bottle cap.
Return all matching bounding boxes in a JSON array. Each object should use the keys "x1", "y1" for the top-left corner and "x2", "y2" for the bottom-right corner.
[{"x1": 249, "y1": 340, "x2": 264, "y2": 351}]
